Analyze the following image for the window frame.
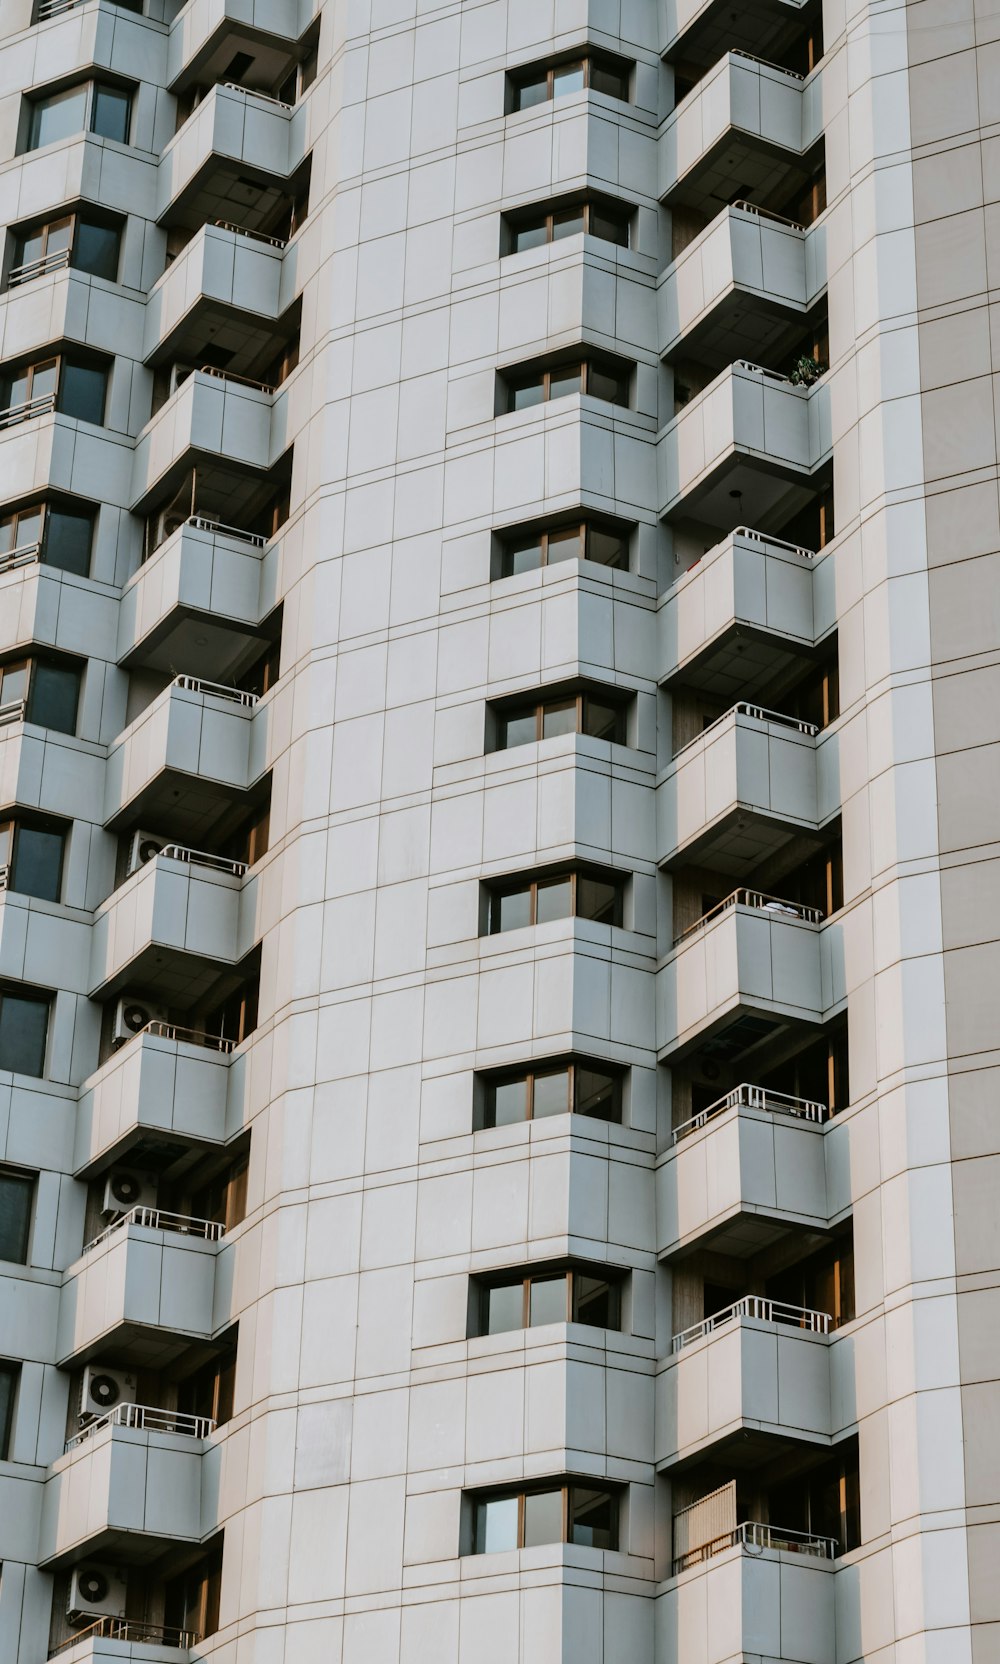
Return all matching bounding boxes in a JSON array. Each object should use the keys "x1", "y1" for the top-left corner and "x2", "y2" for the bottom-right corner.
[
  {"x1": 471, "y1": 1481, "x2": 621, "y2": 1554},
  {"x1": 496, "y1": 690, "x2": 628, "y2": 750},
  {"x1": 477, "y1": 1266, "x2": 623, "y2": 1335},
  {"x1": 9, "y1": 211, "x2": 122, "y2": 290},
  {"x1": 487, "y1": 868, "x2": 625, "y2": 933},
  {"x1": 0, "y1": 1358, "x2": 19, "y2": 1459},
  {"x1": 0, "y1": 815, "x2": 66, "y2": 901},
  {"x1": 480, "y1": 1058, "x2": 624, "y2": 1128},
  {"x1": 0, "y1": 988, "x2": 50, "y2": 1078},
  {"x1": 507, "y1": 197, "x2": 631, "y2": 255},
  {"x1": 0, "y1": 1167, "x2": 35, "y2": 1265},
  {"x1": 0, "y1": 354, "x2": 109, "y2": 429},
  {"x1": 0, "y1": 500, "x2": 95, "y2": 577},
  {"x1": 499, "y1": 518, "x2": 630, "y2": 577},
  {"x1": 26, "y1": 79, "x2": 134, "y2": 155},
  {"x1": 510, "y1": 52, "x2": 632, "y2": 112},
  {"x1": 506, "y1": 355, "x2": 631, "y2": 413}
]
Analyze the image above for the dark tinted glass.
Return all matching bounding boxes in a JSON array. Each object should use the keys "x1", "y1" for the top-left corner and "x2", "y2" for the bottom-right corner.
[
  {"x1": 541, "y1": 700, "x2": 577, "y2": 739},
  {"x1": 0, "y1": 1362, "x2": 16, "y2": 1457},
  {"x1": 29, "y1": 86, "x2": 88, "y2": 150},
  {"x1": 513, "y1": 218, "x2": 547, "y2": 253},
  {"x1": 490, "y1": 1076, "x2": 530, "y2": 1126},
  {"x1": 91, "y1": 85, "x2": 131, "y2": 144},
  {"x1": 573, "y1": 1274, "x2": 620, "y2": 1329},
  {"x1": 44, "y1": 506, "x2": 93, "y2": 575},
  {"x1": 529, "y1": 1275, "x2": 567, "y2": 1325},
  {"x1": 532, "y1": 1067, "x2": 570, "y2": 1118},
  {"x1": 0, "y1": 1171, "x2": 32, "y2": 1262},
  {"x1": 590, "y1": 61, "x2": 629, "y2": 100},
  {"x1": 583, "y1": 699, "x2": 621, "y2": 742},
  {"x1": 551, "y1": 205, "x2": 585, "y2": 239},
  {"x1": 494, "y1": 886, "x2": 532, "y2": 932},
  {"x1": 485, "y1": 1282, "x2": 523, "y2": 1335},
  {"x1": 0, "y1": 994, "x2": 48, "y2": 1077},
  {"x1": 501, "y1": 710, "x2": 537, "y2": 748},
  {"x1": 548, "y1": 363, "x2": 583, "y2": 399},
  {"x1": 586, "y1": 525, "x2": 628, "y2": 568},
  {"x1": 589, "y1": 205, "x2": 629, "y2": 247},
  {"x1": 511, "y1": 375, "x2": 545, "y2": 411},
  {"x1": 547, "y1": 525, "x2": 582, "y2": 563},
  {"x1": 504, "y1": 534, "x2": 544, "y2": 575},
  {"x1": 569, "y1": 1486, "x2": 617, "y2": 1549},
  {"x1": 513, "y1": 72, "x2": 548, "y2": 110},
  {"x1": 11, "y1": 825, "x2": 64, "y2": 902},
  {"x1": 577, "y1": 875, "x2": 620, "y2": 925},
  {"x1": 27, "y1": 661, "x2": 80, "y2": 734},
  {"x1": 535, "y1": 875, "x2": 572, "y2": 923},
  {"x1": 58, "y1": 361, "x2": 107, "y2": 424},
  {"x1": 552, "y1": 62, "x2": 585, "y2": 97},
  {"x1": 523, "y1": 1487, "x2": 563, "y2": 1545},
  {"x1": 587, "y1": 362, "x2": 629, "y2": 406},
  {"x1": 575, "y1": 1066, "x2": 620, "y2": 1121},
  {"x1": 74, "y1": 219, "x2": 121, "y2": 280}
]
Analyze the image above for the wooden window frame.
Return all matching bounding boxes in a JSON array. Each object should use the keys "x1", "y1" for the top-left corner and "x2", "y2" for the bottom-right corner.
[
  {"x1": 498, "y1": 691, "x2": 627, "y2": 749},
  {"x1": 482, "y1": 1059, "x2": 623, "y2": 1127},
  {"x1": 511, "y1": 53, "x2": 631, "y2": 112},
  {"x1": 479, "y1": 1267, "x2": 622, "y2": 1335},
  {"x1": 507, "y1": 356, "x2": 631, "y2": 412},
  {"x1": 509, "y1": 197, "x2": 631, "y2": 253},
  {"x1": 499, "y1": 518, "x2": 630, "y2": 576},
  {"x1": 473, "y1": 1482, "x2": 620, "y2": 1552},
  {"x1": 488, "y1": 868, "x2": 624, "y2": 933}
]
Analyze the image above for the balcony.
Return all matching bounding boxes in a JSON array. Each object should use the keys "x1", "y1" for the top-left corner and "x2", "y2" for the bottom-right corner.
[
  {"x1": 75, "y1": 1019, "x2": 233, "y2": 1178},
  {"x1": 659, "y1": 202, "x2": 810, "y2": 366},
  {"x1": 89, "y1": 845, "x2": 257, "y2": 1002},
  {"x1": 57, "y1": 1207, "x2": 225, "y2": 1369},
  {"x1": 656, "y1": 1083, "x2": 829, "y2": 1257},
  {"x1": 48, "y1": 1617, "x2": 198, "y2": 1662},
  {"x1": 657, "y1": 703, "x2": 827, "y2": 871},
  {"x1": 117, "y1": 517, "x2": 274, "y2": 678},
  {"x1": 168, "y1": 0, "x2": 306, "y2": 88},
  {"x1": 659, "y1": 361, "x2": 819, "y2": 527},
  {"x1": 657, "y1": 1521, "x2": 835, "y2": 1664},
  {"x1": 130, "y1": 369, "x2": 277, "y2": 513},
  {"x1": 156, "y1": 82, "x2": 305, "y2": 227},
  {"x1": 658, "y1": 1297, "x2": 831, "y2": 1468},
  {"x1": 657, "y1": 889, "x2": 836, "y2": 1061},
  {"x1": 662, "y1": 0, "x2": 820, "y2": 67},
  {"x1": 659, "y1": 527, "x2": 829, "y2": 697},
  {"x1": 660, "y1": 53, "x2": 818, "y2": 210},
  {"x1": 103, "y1": 674, "x2": 263, "y2": 835},
  {"x1": 143, "y1": 220, "x2": 289, "y2": 373},
  {"x1": 0, "y1": 559, "x2": 119, "y2": 663},
  {"x1": 39, "y1": 1405, "x2": 210, "y2": 1567}
]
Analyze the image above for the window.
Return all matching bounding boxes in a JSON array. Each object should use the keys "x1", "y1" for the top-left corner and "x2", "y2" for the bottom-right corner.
[
  {"x1": 0, "y1": 819, "x2": 65, "y2": 902},
  {"x1": 0, "y1": 502, "x2": 94, "y2": 578},
  {"x1": 507, "y1": 197, "x2": 631, "y2": 254},
  {"x1": 500, "y1": 519, "x2": 629, "y2": 576},
  {"x1": 477, "y1": 1267, "x2": 621, "y2": 1335},
  {"x1": 0, "y1": 657, "x2": 81, "y2": 734},
  {"x1": 10, "y1": 214, "x2": 121, "y2": 288},
  {"x1": 505, "y1": 355, "x2": 631, "y2": 412},
  {"x1": 481, "y1": 1059, "x2": 622, "y2": 1127},
  {"x1": 204, "y1": 976, "x2": 259, "y2": 1047},
  {"x1": 0, "y1": 356, "x2": 108, "y2": 428},
  {"x1": 766, "y1": 1228, "x2": 855, "y2": 1328},
  {"x1": 471, "y1": 1483, "x2": 619, "y2": 1553},
  {"x1": 496, "y1": 691, "x2": 627, "y2": 749},
  {"x1": 164, "y1": 1541, "x2": 223, "y2": 1641},
  {"x1": 0, "y1": 991, "x2": 49, "y2": 1077},
  {"x1": 0, "y1": 1170, "x2": 33, "y2": 1263},
  {"x1": 26, "y1": 82, "x2": 132, "y2": 152},
  {"x1": 510, "y1": 52, "x2": 631, "y2": 111},
  {"x1": 179, "y1": 1330, "x2": 237, "y2": 1428},
  {"x1": 488, "y1": 868, "x2": 624, "y2": 933},
  {"x1": 0, "y1": 1362, "x2": 18, "y2": 1459},
  {"x1": 192, "y1": 1152, "x2": 249, "y2": 1232}
]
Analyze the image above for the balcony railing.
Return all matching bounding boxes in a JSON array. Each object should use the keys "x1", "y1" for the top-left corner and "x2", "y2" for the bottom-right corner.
[
  {"x1": 675, "y1": 889, "x2": 823, "y2": 947},
  {"x1": 0, "y1": 392, "x2": 56, "y2": 430},
  {"x1": 50, "y1": 1617, "x2": 200, "y2": 1657},
  {"x1": 187, "y1": 514, "x2": 267, "y2": 548},
  {"x1": 159, "y1": 844, "x2": 248, "y2": 878},
  {"x1": 729, "y1": 200, "x2": 805, "y2": 231},
  {"x1": 200, "y1": 363, "x2": 277, "y2": 394},
  {"x1": 8, "y1": 248, "x2": 71, "y2": 288},
  {"x1": 0, "y1": 541, "x2": 42, "y2": 576},
  {"x1": 673, "y1": 1519, "x2": 837, "y2": 1575},
  {"x1": 672, "y1": 1082, "x2": 828, "y2": 1143},
  {"x1": 0, "y1": 698, "x2": 26, "y2": 728},
  {"x1": 671, "y1": 1296, "x2": 831, "y2": 1353},
  {"x1": 173, "y1": 673, "x2": 260, "y2": 707},
  {"x1": 736, "y1": 525, "x2": 816, "y2": 559},
  {"x1": 673, "y1": 701, "x2": 818, "y2": 761},
  {"x1": 139, "y1": 1018, "x2": 235, "y2": 1053},
  {"x1": 214, "y1": 220, "x2": 288, "y2": 249},
  {"x1": 222, "y1": 82, "x2": 294, "y2": 111},
  {"x1": 83, "y1": 1205, "x2": 225, "y2": 1255},
  {"x1": 730, "y1": 48, "x2": 806, "y2": 80},
  {"x1": 67, "y1": 1402, "x2": 216, "y2": 1450}
]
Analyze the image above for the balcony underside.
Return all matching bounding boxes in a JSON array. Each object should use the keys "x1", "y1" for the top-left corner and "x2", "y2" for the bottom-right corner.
[
  {"x1": 161, "y1": 155, "x2": 304, "y2": 235},
  {"x1": 107, "y1": 763, "x2": 256, "y2": 842},
  {"x1": 666, "y1": 130, "x2": 814, "y2": 216},
  {"x1": 665, "y1": 804, "x2": 827, "y2": 878},
  {"x1": 667, "y1": 448, "x2": 817, "y2": 533},
  {"x1": 665, "y1": 0, "x2": 821, "y2": 71},
  {"x1": 665, "y1": 620, "x2": 813, "y2": 700}
]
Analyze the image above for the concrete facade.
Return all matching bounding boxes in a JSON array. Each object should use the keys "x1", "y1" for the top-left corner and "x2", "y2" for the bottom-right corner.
[{"x1": 0, "y1": 0, "x2": 995, "y2": 1660}]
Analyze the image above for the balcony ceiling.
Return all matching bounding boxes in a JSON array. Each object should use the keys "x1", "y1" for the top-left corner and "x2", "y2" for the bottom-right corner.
[
  {"x1": 665, "y1": 623, "x2": 810, "y2": 701},
  {"x1": 666, "y1": 0, "x2": 822, "y2": 72},
  {"x1": 666, "y1": 135, "x2": 810, "y2": 215},
  {"x1": 172, "y1": 33, "x2": 298, "y2": 96},
  {"x1": 667, "y1": 291, "x2": 809, "y2": 373},
  {"x1": 667, "y1": 453, "x2": 816, "y2": 532}
]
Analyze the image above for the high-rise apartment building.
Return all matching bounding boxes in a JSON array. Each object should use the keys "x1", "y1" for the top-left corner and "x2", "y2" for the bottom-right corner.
[{"x1": 0, "y1": 0, "x2": 995, "y2": 1658}]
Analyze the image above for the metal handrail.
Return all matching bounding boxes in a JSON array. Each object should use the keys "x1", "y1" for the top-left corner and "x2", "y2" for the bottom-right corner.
[
  {"x1": 731, "y1": 48, "x2": 806, "y2": 79},
  {"x1": 0, "y1": 542, "x2": 42, "y2": 575},
  {"x1": 0, "y1": 392, "x2": 56, "y2": 429},
  {"x1": 222, "y1": 81, "x2": 294, "y2": 110},
  {"x1": 673, "y1": 1519, "x2": 836, "y2": 1574},
  {"x1": 672, "y1": 700, "x2": 818, "y2": 760},
  {"x1": 173, "y1": 673, "x2": 260, "y2": 707},
  {"x1": 214, "y1": 219, "x2": 288, "y2": 249},
  {"x1": 730, "y1": 200, "x2": 805, "y2": 231},
  {"x1": 141, "y1": 1019, "x2": 235, "y2": 1053},
  {"x1": 36, "y1": 0, "x2": 85, "y2": 15},
  {"x1": 735, "y1": 525, "x2": 816, "y2": 560},
  {"x1": 159, "y1": 843, "x2": 248, "y2": 877},
  {"x1": 50, "y1": 1617, "x2": 201, "y2": 1655},
  {"x1": 675, "y1": 888, "x2": 822, "y2": 945},
  {"x1": 67, "y1": 1402, "x2": 216, "y2": 1449},
  {"x1": 187, "y1": 514, "x2": 267, "y2": 547},
  {"x1": 8, "y1": 248, "x2": 71, "y2": 287},
  {"x1": 0, "y1": 698, "x2": 26, "y2": 727},
  {"x1": 734, "y1": 358, "x2": 795, "y2": 384},
  {"x1": 199, "y1": 364, "x2": 275, "y2": 394},
  {"x1": 673, "y1": 1082, "x2": 827, "y2": 1143},
  {"x1": 0, "y1": 866, "x2": 8, "y2": 890},
  {"x1": 672, "y1": 1296, "x2": 831, "y2": 1352},
  {"x1": 84, "y1": 1205, "x2": 225, "y2": 1254}
]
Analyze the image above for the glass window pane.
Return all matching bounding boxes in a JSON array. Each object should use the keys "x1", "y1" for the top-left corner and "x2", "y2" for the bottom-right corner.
[
  {"x1": 74, "y1": 219, "x2": 121, "y2": 281},
  {"x1": 0, "y1": 666, "x2": 28, "y2": 707},
  {"x1": 573, "y1": 1274, "x2": 619, "y2": 1329},
  {"x1": 16, "y1": 227, "x2": 46, "y2": 269},
  {"x1": 29, "y1": 360, "x2": 58, "y2": 402},
  {"x1": 29, "y1": 86, "x2": 88, "y2": 150},
  {"x1": 58, "y1": 361, "x2": 107, "y2": 425},
  {"x1": 43, "y1": 507, "x2": 93, "y2": 575},
  {"x1": 529, "y1": 1275, "x2": 568, "y2": 1326},
  {"x1": 541, "y1": 700, "x2": 577, "y2": 739},
  {"x1": 582, "y1": 700, "x2": 621, "y2": 742},
  {"x1": 511, "y1": 376, "x2": 545, "y2": 411},
  {"x1": 91, "y1": 85, "x2": 131, "y2": 144},
  {"x1": 513, "y1": 219, "x2": 547, "y2": 253},
  {"x1": 547, "y1": 525, "x2": 583, "y2": 564},
  {"x1": 491, "y1": 1077, "x2": 530, "y2": 1127},
  {"x1": 523, "y1": 1488, "x2": 563, "y2": 1547},
  {"x1": 0, "y1": 824, "x2": 12, "y2": 868},
  {"x1": 514, "y1": 73, "x2": 548, "y2": 110},
  {"x1": 5, "y1": 369, "x2": 30, "y2": 411},
  {"x1": 531, "y1": 1067, "x2": 571, "y2": 1119},
  {"x1": 535, "y1": 876, "x2": 572, "y2": 924},
  {"x1": 11, "y1": 826, "x2": 64, "y2": 902},
  {"x1": 501, "y1": 711, "x2": 538, "y2": 749},
  {"x1": 475, "y1": 1495, "x2": 519, "y2": 1554},
  {"x1": 46, "y1": 218, "x2": 74, "y2": 255},
  {"x1": 0, "y1": 1363, "x2": 16, "y2": 1458},
  {"x1": 485, "y1": 1283, "x2": 524, "y2": 1335},
  {"x1": 0, "y1": 517, "x2": 14, "y2": 556},
  {"x1": 574, "y1": 1066, "x2": 619, "y2": 1121},
  {"x1": 586, "y1": 526, "x2": 628, "y2": 568},
  {"x1": 589, "y1": 206, "x2": 629, "y2": 247},
  {"x1": 27, "y1": 661, "x2": 80, "y2": 735},
  {"x1": 0, "y1": 1172, "x2": 32, "y2": 1263},
  {"x1": 551, "y1": 206, "x2": 585, "y2": 239},
  {"x1": 504, "y1": 535, "x2": 544, "y2": 576},
  {"x1": 548, "y1": 364, "x2": 583, "y2": 400},
  {"x1": 569, "y1": 1486, "x2": 617, "y2": 1549},
  {"x1": 552, "y1": 63, "x2": 585, "y2": 97},
  {"x1": 0, "y1": 994, "x2": 48, "y2": 1077},
  {"x1": 587, "y1": 363, "x2": 629, "y2": 405},
  {"x1": 495, "y1": 886, "x2": 532, "y2": 932},
  {"x1": 589, "y1": 62, "x2": 629, "y2": 100},
  {"x1": 13, "y1": 507, "x2": 43, "y2": 553},
  {"x1": 577, "y1": 875, "x2": 619, "y2": 925}
]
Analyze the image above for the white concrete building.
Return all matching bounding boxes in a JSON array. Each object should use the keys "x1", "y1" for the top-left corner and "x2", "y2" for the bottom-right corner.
[{"x1": 0, "y1": 0, "x2": 995, "y2": 1659}]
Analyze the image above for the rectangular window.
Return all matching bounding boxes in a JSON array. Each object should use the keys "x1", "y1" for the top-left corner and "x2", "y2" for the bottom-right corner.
[
  {"x1": 192, "y1": 1153, "x2": 249, "y2": 1232},
  {"x1": 178, "y1": 1331, "x2": 237, "y2": 1428},
  {"x1": 0, "y1": 819, "x2": 66, "y2": 902},
  {"x1": 90, "y1": 84, "x2": 132, "y2": 144},
  {"x1": 482, "y1": 1060, "x2": 622, "y2": 1128},
  {"x1": 496, "y1": 692, "x2": 627, "y2": 749},
  {"x1": 164, "y1": 1541, "x2": 223, "y2": 1640},
  {"x1": 500, "y1": 519, "x2": 629, "y2": 577},
  {"x1": 505, "y1": 356, "x2": 631, "y2": 413},
  {"x1": 43, "y1": 504, "x2": 95, "y2": 576},
  {"x1": 508, "y1": 197, "x2": 630, "y2": 255},
  {"x1": 488, "y1": 869, "x2": 624, "y2": 933},
  {"x1": 26, "y1": 660, "x2": 81, "y2": 735},
  {"x1": 510, "y1": 53, "x2": 631, "y2": 111},
  {"x1": 471, "y1": 1484, "x2": 620, "y2": 1553},
  {"x1": 72, "y1": 218, "x2": 122, "y2": 281},
  {"x1": 10, "y1": 215, "x2": 121, "y2": 288},
  {"x1": 0, "y1": 1362, "x2": 17, "y2": 1459},
  {"x1": 0, "y1": 1170, "x2": 33, "y2": 1263},
  {"x1": 0, "y1": 992, "x2": 49, "y2": 1077},
  {"x1": 478, "y1": 1268, "x2": 621, "y2": 1335},
  {"x1": 26, "y1": 82, "x2": 132, "y2": 153},
  {"x1": 58, "y1": 360, "x2": 108, "y2": 425}
]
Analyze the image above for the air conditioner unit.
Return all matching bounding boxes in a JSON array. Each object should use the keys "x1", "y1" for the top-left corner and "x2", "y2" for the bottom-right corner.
[
  {"x1": 79, "y1": 1365, "x2": 137, "y2": 1421},
  {"x1": 111, "y1": 998, "x2": 168, "y2": 1049},
  {"x1": 68, "y1": 1564, "x2": 127, "y2": 1622},
  {"x1": 126, "y1": 830, "x2": 168, "y2": 877},
  {"x1": 102, "y1": 1170, "x2": 157, "y2": 1216}
]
